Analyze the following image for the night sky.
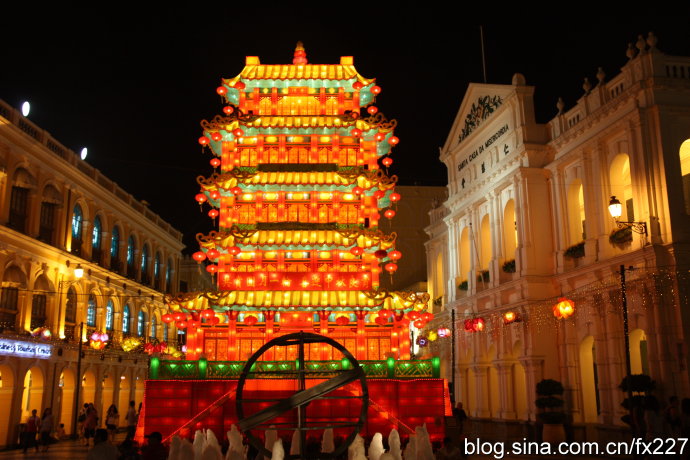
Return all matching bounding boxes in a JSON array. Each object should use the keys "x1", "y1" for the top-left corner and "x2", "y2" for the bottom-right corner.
[{"x1": 3, "y1": 5, "x2": 690, "y2": 252}]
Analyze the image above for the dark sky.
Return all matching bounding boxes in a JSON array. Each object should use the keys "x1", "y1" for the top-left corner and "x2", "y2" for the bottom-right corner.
[{"x1": 3, "y1": 5, "x2": 690, "y2": 252}]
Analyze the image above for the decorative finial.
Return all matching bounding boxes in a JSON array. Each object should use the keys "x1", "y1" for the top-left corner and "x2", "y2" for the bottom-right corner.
[
  {"x1": 293, "y1": 41, "x2": 308, "y2": 65},
  {"x1": 583, "y1": 77, "x2": 592, "y2": 94},
  {"x1": 636, "y1": 34, "x2": 647, "y2": 53},
  {"x1": 646, "y1": 31, "x2": 658, "y2": 49},
  {"x1": 596, "y1": 67, "x2": 606, "y2": 84},
  {"x1": 626, "y1": 43, "x2": 636, "y2": 60},
  {"x1": 556, "y1": 97, "x2": 565, "y2": 114}
]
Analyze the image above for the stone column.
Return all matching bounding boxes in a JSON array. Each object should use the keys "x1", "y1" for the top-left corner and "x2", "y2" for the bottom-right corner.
[
  {"x1": 495, "y1": 360, "x2": 517, "y2": 419},
  {"x1": 518, "y1": 356, "x2": 545, "y2": 422},
  {"x1": 473, "y1": 364, "x2": 491, "y2": 418}
]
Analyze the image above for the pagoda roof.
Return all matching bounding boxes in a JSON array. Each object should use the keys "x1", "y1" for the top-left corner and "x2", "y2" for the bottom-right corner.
[
  {"x1": 167, "y1": 289, "x2": 429, "y2": 312},
  {"x1": 199, "y1": 169, "x2": 397, "y2": 190},
  {"x1": 223, "y1": 56, "x2": 374, "y2": 85},
  {"x1": 197, "y1": 228, "x2": 396, "y2": 249}
]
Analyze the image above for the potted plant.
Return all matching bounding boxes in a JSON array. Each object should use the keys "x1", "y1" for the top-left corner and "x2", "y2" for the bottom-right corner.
[
  {"x1": 536, "y1": 379, "x2": 566, "y2": 443},
  {"x1": 563, "y1": 241, "x2": 585, "y2": 259},
  {"x1": 476, "y1": 270, "x2": 490, "y2": 283},
  {"x1": 620, "y1": 374, "x2": 655, "y2": 436},
  {"x1": 502, "y1": 259, "x2": 516, "y2": 273},
  {"x1": 609, "y1": 226, "x2": 633, "y2": 249},
  {"x1": 458, "y1": 280, "x2": 468, "y2": 291}
]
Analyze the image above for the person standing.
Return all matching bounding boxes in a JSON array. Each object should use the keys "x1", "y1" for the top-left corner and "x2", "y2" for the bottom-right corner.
[
  {"x1": 39, "y1": 408, "x2": 54, "y2": 452},
  {"x1": 22, "y1": 409, "x2": 40, "y2": 453},
  {"x1": 125, "y1": 400, "x2": 137, "y2": 440},
  {"x1": 84, "y1": 403, "x2": 99, "y2": 447},
  {"x1": 105, "y1": 404, "x2": 119, "y2": 442}
]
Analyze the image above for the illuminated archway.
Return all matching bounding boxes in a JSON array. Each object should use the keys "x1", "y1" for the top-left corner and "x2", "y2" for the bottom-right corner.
[
  {"x1": 101, "y1": 373, "x2": 116, "y2": 419},
  {"x1": 434, "y1": 252, "x2": 444, "y2": 302},
  {"x1": 0, "y1": 365, "x2": 15, "y2": 446},
  {"x1": 480, "y1": 215, "x2": 491, "y2": 271},
  {"x1": 81, "y1": 369, "x2": 97, "y2": 407},
  {"x1": 679, "y1": 139, "x2": 690, "y2": 214},
  {"x1": 502, "y1": 200, "x2": 517, "y2": 261},
  {"x1": 630, "y1": 329, "x2": 649, "y2": 375},
  {"x1": 57, "y1": 369, "x2": 76, "y2": 435},
  {"x1": 117, "y1": 375, "x2": 131, "y2": 427},
  {"x1": 134, "y1": 375, "x2": 145, "y2": 409},
  {"x1": 21, "y1": 367, "x2": 44, "y2": 420},
  {"x1": 459, "y1": 227, "x2": 471, "y2": 283},
  {"x1": 512, "y1": 362, "x2": 528, "y2": 420},
  {"x1": 579, "y1": 336, "x2": 599, "y2": 423},
  {"x1": 464, "y1": 367, "x2": 476, "y2": 417},
  {"x1": 567, "y1": 179, "x2": 586, "y2": 245},
  {"x1": 609, "y1": 153, "x2": 634, "y2": 221}
]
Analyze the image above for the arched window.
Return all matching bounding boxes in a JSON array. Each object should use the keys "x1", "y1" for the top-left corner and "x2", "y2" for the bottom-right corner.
[
  {"x1": 459, "y1": 227, "x2": 470, "y2": 283},
  {"x1": 39, "y1": 185, "x2": 61, "y2": 245},
  {"x1": 65, "y1": 287, "x2": 77, "y2": 324},
  {"x1": 150, "y1": 315, "x2": 157, "y2": 339},
  {"x1": 111, "y1": 226, "x2": 120, "y2": 260},
  {"x1": 679, "y1": 139, "x2": 690, "y2": 214},
  {"x1": 71, "y1": 204, "x2": 83, "y2": 243},
  {"x1": 480, "y1": 214, "x2": 492, "y2": 271},
  {"x1": 141, "y1": 244, "x2": 149, "y2": 275},
  {"x1": 9, "y1": 168, "x2": 33, "y2": 232},
  {"x1": 122, "y1": 305, "x2": 130, "y2": 333},
  {"x1": 92, "y1": 216, "x2": 102, "y2": 251},
  {"x1": 137, "y1": 311, "x2": 146, "y2": 337},
  {"x1": 566, "y1": 180, "x2": 586, "y2": 245},
  {"x1": 503, "y1": 200, "x2": 518, "y2": 260},
  {"x1": 154, "y1": 252, "x2": 161, "y2": 284},
  {"x1": 87, "y1": 294, "x2": 96, "y2": 327},
  {"x1": 31, "y1": 294, "x2": 47, "y2": 329},
  {"x1": 105, "y1": 300, "x2": 114, "y2": 331},
  {"x1": 609, "y1": 153, "x2": 634, "y2": 221},
  {"x1": 166, "y1": 259, "x2": 173, "y2": 293},
  {"x1": 127, "y1": 236, "x2": 136, "y2": 277}
]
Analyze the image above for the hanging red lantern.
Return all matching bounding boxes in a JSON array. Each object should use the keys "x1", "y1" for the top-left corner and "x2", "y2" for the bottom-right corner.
[
  {"x1": 389, "y1": 192, "x2": 401, "y2": 202},
  {"x1": 210, "y1": 158, "x2": 221, "y2": 168},
  {"x1": 382, "y1": 157, "x2": 393, "y2": 167},
  {"x1": 234, "y1": 81, "x2": 246, "y2": 90},
  {"x1": 503, "y1": 311, "x2": 520, "y2": 324},
  {"x1": 244, "y1": 315, "x2": 258, "y2": 326},
  {"x1": 335, "y1": 316, "x2": 350, "y2": 326},
  {"x1": 374, "y1": 249, "x2": 388, "y2": 259},
  {"x1": 162, "y1": 313, "x2": 174, "y2": 324},
  {"x1": 211, "y1": 132, "x2": 222, "y2": 141},
  {"x1": 407, "y1": 311, "x2": 421, "y2": 321},
  {"x1": 173, "y1": 312, "x2": 186, "y2": 322},
  {"x1": 367, "y1": 106, "x2": 378, "y2": 115},
  {"x1": 223, "y1": 106, "x2": 234, "y2": 115},
  {"x1": 373, "y1": 190, "x2": 385, "y2": 199},
  {"x1": 230, "y1": 186, "x2": 242, "y2": 195},
  {"x1": 188, "y1": 320, "x2": 200, "y2": 329},
  {"x1": 210, "y1": 190, "x2": 221, "y2": 200},
  {"x1": 388, "y1": 136, "x2": 399, "y2": 146},
  {"x1": 208, "y1": 209, "x2": 219, "y2": 219},
  {"x1": 176, "y1": 320, "x2": 188, "y2": 329},
  {"x1": 472, "y1": 318, "x2": 485, "y2": 332},
  {"x1": 202, "y1": 308, "x2": 215, "y2": 319},
  {"x1": 195, "y1": 193, "x2": 207, "y2": 204},
  {"x1": 210, "y1": 316, "x2": 220, "y2": 325},
  {"x1": 206, "y1": 249, "x2": 220, "y2": 260},
  {"x1": 388, "y1": 250, "x2": 402, "y2": 260},
  {"x1": 375, "y1": 133, "x2": 386, "y2": 141},
  {"x1": 351, "y1": 128, "x2": 362, "y2": 137},
  {"x1": 384, "y1": 209, "x2": 396, "y2": 220},
  {"x1": 464, "y1": 319, "x2": 475, "y2": 332},
  {"x1": 398, "y1": 318, "x2": 410, "y2": 326},
  {"x1": 352, "y1": 186, "x2": 364, "y2": 195},
  {"x1": 192, "y1": 251, "x2": 206, "y2": 262},
  {"x1": 375, "y1": 316, "x2": 388, "y2": 326},
  {"x1": 370, "y1": 85, "x2": 382, "y2": 95},
  {"x1": 422, "y1": 312, "x2": 434, "y2": 322},
  {"x1": 216, "y1": 86, "x2": 227, "y2": 95},
  {"x1": 198, "y1": 136, "x2": 210, "y2": 146},
  {"x1": 553, "y1": 297, "x2": 575, "y2": 319},
  {"x1": 352, "y1": 81, "x2": 364, "y2": 90},
  {"x1": 379, "y1": 309, "x2": 394, "y2": 318},
  {"x1": 229, "y1": 246, "x2": 241, "y2": 256},
  {"x1": 413, "y1": 319, "x2": 424, "y2": 329},
  {"x1": 233, "y1": 128, "x2": 244, "y2": 137},
  {"x1": 206, "y1": 264, "x2": 218, "y2": 274},
  {"x1": 350, "y1": 247, "x2": 364, "y2": 256},
  {"x1": 384, "y1": 262, "x2": 398, "y2": 274}
]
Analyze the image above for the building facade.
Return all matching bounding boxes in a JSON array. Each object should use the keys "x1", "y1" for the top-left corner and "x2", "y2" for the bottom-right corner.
[
  {"x1": 0, "y1": 99, "x2": 184, "y2": 446},
  {"x1": 426, "y1": 35, "x2": 690, "y2": 437}
]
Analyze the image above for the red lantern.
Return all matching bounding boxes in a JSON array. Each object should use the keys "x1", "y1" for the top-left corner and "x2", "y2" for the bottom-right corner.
[
  {"x1": 202, "y1": 308, "x2": 215, "y2": 319},
  {"x1": 234, "y1": 81, "x2": 246, "y2": 90},
  {"x1": 335, "y1": 316, "x2": 349, "y2": 326},
  {"x1": 198, "y1": 136, "x2": 210, "y2": 146},
  {"x1": 173, "y1": 312, "x2": 186, "y2": 322},
  {"x1": 244, "y1": 315, "x2": 258, "y2": 326},
  {"x1": 407, "y1": 311, "x2": 421, "y2": 321},
  {"x1": 352, "y1": 81, "x2": 364, "y2": 90},
  {"x1": 229, "y1": 246, "x2": 241, "y2": 256},
  {"x1": 413, "y1": 319, "x2": 424, "y2": 329},
  {"x1": 553, "y1": 297, "x2": 575, "y2": 319},
  {"x1": 232, "y1": 128, "x2": 244, "y2": 137},
  {"x1": 176, "y1": 321, "x2": 188, "y2": 329},
  {"x1": 211, "y1": 132, "x2": 222, "y2": 141},
  {"x1": 210, "y1": 190, "x2": 221, "y2": 200},
  {"x1": 230, "y1": 186, "x2": 242, "y2": 195},
  {"x1": 210, "y1": 316, "x2": 220, "y2": 325},
  {"x1": 210, "y1": 158, "x2": 221, "y2": 168},
  {"x1": 374, "y1": 249, "x2": 388, "y2": 259},
  {"x1": 384, "y1": 262, "x2": 398, "y2": 274},
  {"x1": 206, "y1": 264, "x2": 218, "y2": 274},
  {"x1": 223, "y1": 106, "x2": 234, "y2": 115},
  {"x1": 464, "y1": 319, "x2": 474, "y2": 332},
  {"x1": 389, "y1": 192, "x2": 401, "y2": 202},
  {"x1": 503, "y1": 311, "x2": 520, "y2": 324},
  {"x1": 388, "y1": 136, "x2": 399, "y2": 146},
  {"x1": 384, "y1": 209, "x2": 396, "y2": 220},
  {"x1": 375, "y1": 317, "x2": 388, "y2": 326},
  {"x1": 473, "y1": 318, "x2": 485, "y2": 332},
  {"x1": 350, "y1": 247, "x2": 364, "y2": 256},
  {"x1": 422, "y1": 312, "x2": 434, "y2": 322},
  {"x1": 388, "y1": 250, "x2": 402, "y2": 260},
  {"x1": 352, "y1": 186, "x2": 364, "y2": 195},
  {"x1": 208, "y1": 209, "x2": 219, "y2": 219},
  {"x1": 371, "y1": 85, "x2": 382, "y2": 95},
  {"x1": 216, "y1": 86, "x2": 227, "y2": 95},
  {"x1": 188, "y1": 320, "x2": 200, "y2": 329},
  {"x1": 206, "y1": 249, "x2": 220, "y2": 260},
  {"x1": 162, "y1": 313, "x2": 174, "y2": 324},
  {"x1": 382, "y1": 157, "x2": 393, "y2": 167},
  {"x1": 192, "y1": 251, "x2": 206, "y2": 262},
  {"x1": 379, "y1": 309, "x2": 394, "y2": 318},
  {"x1": 373, "y1": 190, "x2": 385, "y2": 199},
  {"x1": 195, "y1": 193, "x2": 207, "y2": 204},
  {"x1": 351, "y1": 128, "x2": 362, "y2": 137},
  {"x1": 375, "y1": 133, "x2": 386, "y2": 142},
  {"x1": 367, "y1": 106, "x2": 378, "y2": 115}
]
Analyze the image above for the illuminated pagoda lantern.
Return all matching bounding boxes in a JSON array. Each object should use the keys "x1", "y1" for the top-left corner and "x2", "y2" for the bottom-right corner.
[{"x1": 147, "y1": 44, "x2": 448, "y2": 445}]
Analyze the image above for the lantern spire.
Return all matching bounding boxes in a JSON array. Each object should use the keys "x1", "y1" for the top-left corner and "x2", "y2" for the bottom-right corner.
[{"x1": 293, "y1": 41, "x2": 308, "y2": 65}]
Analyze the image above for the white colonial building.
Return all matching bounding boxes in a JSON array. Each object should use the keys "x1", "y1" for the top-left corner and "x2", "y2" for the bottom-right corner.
[{"x1": 425, "y1": 34, "x2": 690, "y2": 438}]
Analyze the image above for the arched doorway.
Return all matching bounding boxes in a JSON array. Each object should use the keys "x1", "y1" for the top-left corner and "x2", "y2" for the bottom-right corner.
[
  {"x1": 81, "y1": 369, "x2": 97, "y2": 408},
  {"x1": 479, "y1": 214, "x2": 491, "y2": 272},
  {"x1": 579, "y1": 336, "x2": 599, "y2": 423},
  {"x1": 609, "y1": 153, "x2": 635, "y2": 221},
  {"x1": 465, "y1": 367, "x2": 476, "y2": 417},
  {"x1": 503, "y1": 200, "x2": 517, "y2": 261},
  {"x1": 135, "y1": 375, "x2": 145, "y2": 409},
  {"x1": 58, "y1": 369, "x2": 76, "y2": 435},
  {"x1": 459, "y1": 227, "x2": 471, "y2": 283},
  {"x1": 117, "y1": 375, "x2": 131, "y2": 427},
  {"x1": 567, "y1": 179, "x2": 586, "y2": 245},
  {"x1": 630, "y1": 329, "x2": 649, "y2": 375},
  {"x1": 101, "y1": 373, "x2": 116, "y2": 421},
  {"x1": 0, "y1": 365, "x2": 15, "y2": 447},
  {"x1": 21, "y1": 367, "x2": 44, "y2": 420}
]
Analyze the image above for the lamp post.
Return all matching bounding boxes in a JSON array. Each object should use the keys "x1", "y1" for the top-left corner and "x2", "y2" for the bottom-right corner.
[
  {"x1": 608, "y1": 196, "x2": 648, "y2": 236},
  {"x1": 618, "y1": 265, "x2": 635, "y2": 433},
  {"x1": 71, "y1": 322, "x2": 85, "y2": 439}
]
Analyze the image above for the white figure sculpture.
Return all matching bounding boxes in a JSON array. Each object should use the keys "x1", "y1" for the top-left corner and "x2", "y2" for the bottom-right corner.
[
  {"x1": 321, "y1": 428, "x2": 335, "y2": 453},
  {"x1": 368, "y1": 432, "x2": 385, "y2": 460},
  {"x1": 388, "y1": 429, "x2": 402, "y2": 460}
]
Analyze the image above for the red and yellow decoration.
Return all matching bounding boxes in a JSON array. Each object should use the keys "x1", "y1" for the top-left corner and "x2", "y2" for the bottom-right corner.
[{"x1": 553, "y1": 297, "x2": 575, "y2": 319}]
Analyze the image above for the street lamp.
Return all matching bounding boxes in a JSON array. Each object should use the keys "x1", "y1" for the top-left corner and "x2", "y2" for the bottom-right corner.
[{"x1": 608, "y1": 196, "x2": 648, "y2": 236}]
